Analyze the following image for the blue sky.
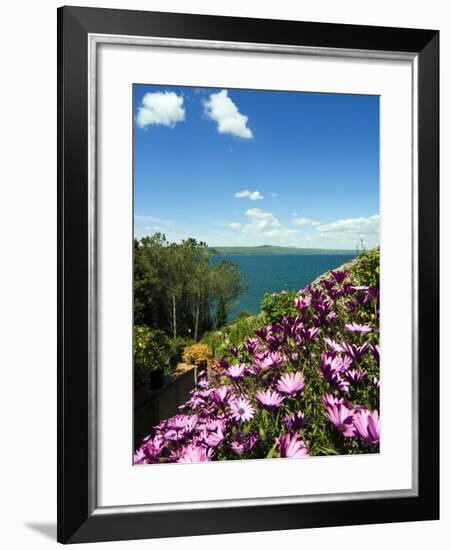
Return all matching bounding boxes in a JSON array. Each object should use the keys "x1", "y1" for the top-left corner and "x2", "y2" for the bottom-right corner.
[{"x1": 134, "y1": 85, "x2": 379, "y2": 250}]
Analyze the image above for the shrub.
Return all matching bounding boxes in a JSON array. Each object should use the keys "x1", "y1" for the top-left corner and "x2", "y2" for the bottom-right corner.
[
  {"x1": 235, "y1": 310, "x2": 254, "y2": 321},
  {"x1": 182, "y1": 343, "x2": 211, "y2": 366},
  {"x1": 261, "y1": 290, "x2": 298, "y2": 323},
  {"x1": 134, "y1": 326, "x2": 171, "y2": 386},
  {"x1": 350, "y1": 247, "x2": 380, "y2": 288},
  {"x1": 201, "y1": 314, "x2": 266, "y2": 359},
  {"x1": 226, "y1": 314, "x2": 265, "y2": 348},
  {"x1": 200, "y1": 330, "x2": 227, "y2": 359},
  {"x1": 168, "y1": 337, "x2": 194, "y2": 368}
]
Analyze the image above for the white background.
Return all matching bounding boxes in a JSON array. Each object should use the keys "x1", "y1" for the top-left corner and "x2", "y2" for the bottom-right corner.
[
  {"x1": 98, "y1": 44, "x2": 413, "y2": 506},
  {"x1": 0, "y1": 0, "x2": 448, "y2": 548}
]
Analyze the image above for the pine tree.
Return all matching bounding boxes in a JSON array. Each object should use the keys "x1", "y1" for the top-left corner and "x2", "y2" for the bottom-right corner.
[{"x1": 216, "y1": 296, "x2": 227, "y2": 328}]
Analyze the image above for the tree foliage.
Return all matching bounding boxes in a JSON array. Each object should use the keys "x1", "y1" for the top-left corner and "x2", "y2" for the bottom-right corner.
[{"x1": 134, "y1": 233, "x2": 246, "y2": 341}]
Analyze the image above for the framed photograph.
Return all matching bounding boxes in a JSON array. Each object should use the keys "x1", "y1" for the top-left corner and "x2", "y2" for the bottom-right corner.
[{"x1": 57, "y1": 6, "x2": 439, "y2": 544}]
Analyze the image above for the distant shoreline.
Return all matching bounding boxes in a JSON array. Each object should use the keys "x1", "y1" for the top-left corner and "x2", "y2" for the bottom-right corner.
[{"x1": 208, "y1": 245, "x2": 358, "y2": 256}]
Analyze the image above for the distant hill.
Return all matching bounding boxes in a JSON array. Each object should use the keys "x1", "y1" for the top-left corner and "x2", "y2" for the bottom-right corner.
[{"x1": 208, "y1": 245, "x2": 356, "y2": 256}]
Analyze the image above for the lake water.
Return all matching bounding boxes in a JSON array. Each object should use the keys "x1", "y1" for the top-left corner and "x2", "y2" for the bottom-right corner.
[{"x1": 210, "y1": 254, "x2": 356, "y2": 320}]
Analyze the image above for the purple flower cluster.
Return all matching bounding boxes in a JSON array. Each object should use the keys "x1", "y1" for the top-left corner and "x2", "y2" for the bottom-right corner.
[
  {"x1": 322, "y1": 394, "x2": 380, "y2": 442},
  {"x1": 134, "y1": 267, "x2": 380, "y2": 464},
  {"x1": 278, "y1": 432, "x2": 309, "y2": 458}
]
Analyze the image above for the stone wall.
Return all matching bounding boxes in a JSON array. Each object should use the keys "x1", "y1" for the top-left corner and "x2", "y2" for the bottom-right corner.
[{"x1": 134, "y1": 367, "x2": 196, "y2": 448}]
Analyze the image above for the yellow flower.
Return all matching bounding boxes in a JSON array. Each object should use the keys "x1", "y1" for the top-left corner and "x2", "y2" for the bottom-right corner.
[{"x1": 182, "y1": 343, "x2": 210, "y2": 366}]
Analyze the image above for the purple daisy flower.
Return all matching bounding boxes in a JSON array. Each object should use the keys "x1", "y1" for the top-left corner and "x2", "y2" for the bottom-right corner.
[
  {"x1": 230, "y1": 396, "x2": 255, "y2": 422},
  {"x1": 254, "y1": 327, "x2": 272, "y2": 341},
  {"x1": 284, "y1": 411, "x2": 305, "y2": 432},
  {"x1": 255, "y1": 389, "x2": 285, "y2": 410},
  {"x1": 320, "y1": 278, "x2": 335, "y2": 292},
  {"x1": 230, "y1": 432, "x2": 258, "y2": 455},
  {"x1": 370, "y1": 344, "x2": 380, "y2": 363},
  {"x1": 341, "y1": 342, "x2": 369, "y2": 361},
  {"x1": 330, "y1": 270, "x2": 348, "y2": 284},
  {"x1": 298, "y1": 326, "x2": 320, "y2": 342},
  {"x1": 276, "y1": 371, "x2": 305, "y2": 396},
  {"x1": 218, "y1": 358, "x2": 230, "y2": 370},
  {"x1": 314, "y1": 297, "x2": 333, "y2": 314},
  {"x1": 197, "y1": 420, "x2": 227, "y2": 448},
  {"x1": 133, "y1": 447, "x2": 148, "y2": 465},
  {"x1": 253, "y1": 351, "x2": 285, "y2": 373},
  {"x1": 134, "y1": 435, "x2": 166, "y2": 465},
  {"x1": 167, "y1": 414, "x2": 196, "y2": 431},
  {"x1": 211, "y1": 385, "x2": 230, "y2": 406},
  {"x1": 326, "y1": 311, "x2": 338, "y2": 322},
  {"x1": 345, "y1": 322, "x2": 372, "y2": 334},
  {"x1": 320, "y1": 352, "x2": 352, "y2": 392},
  {"x1": 309, "y1": 286, "x2": 324, "y2": 301},
  {"x1": 345, "y1": 368, "x2": 367, "y2": 384},
  {"x1": 368, "y1": 287, "x2": 380, "y2": 302},
  {"x1": 226, "y1": 363, "x2": 247, "y2": 380},
  {"x1": 278, "y1": 432, "x2": 309, "y2": 458},
  {"x1": 324, "y1": 337, "x2": 344, "y2": 353},
  {"x1": 244, "y1": 337, "x2": 260, "y2": 356},
  {"x1": 294, "y1": 295, "x2": 312, "y2": 312},
  {"x1": 267, "y1": 334, "x2": 285, "y2": 351},
  {"x1": 353, "y1": 409, "x2": 380, "y2": 445},
  {"x1": 322, "y1": 393, "x2": 344, "y2": 409},
  {"x1": 322, "y1": 394, "x2": 355, "y2": 437},
  {"x1": 177, "y1": 443, "x2": 213, "y2": 463}
]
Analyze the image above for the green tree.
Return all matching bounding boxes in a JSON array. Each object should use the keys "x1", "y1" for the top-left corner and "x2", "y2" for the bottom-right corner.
[
  {"x1": 216, "y1": 295, "x2": 227, "y2": 328},
  {"x1": 134, "y1": 234, "x2": 167, "y2": 329},
  {"x1": 133, "y1": 234, "x2": 246, "y2": 340},
  {"x1": 211, "y1": 259, "x2": 247, "y2": 328}
]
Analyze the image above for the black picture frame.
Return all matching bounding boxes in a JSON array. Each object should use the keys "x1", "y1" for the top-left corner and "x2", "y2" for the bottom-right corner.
[{"x1": 57, "y1": 5, "x2": 439, "y2": 544}]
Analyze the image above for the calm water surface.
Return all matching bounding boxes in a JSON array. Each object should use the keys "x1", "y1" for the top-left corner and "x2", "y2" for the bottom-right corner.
[{"x1": 210, "y1": 254, "x2": 356, "y2": 320}]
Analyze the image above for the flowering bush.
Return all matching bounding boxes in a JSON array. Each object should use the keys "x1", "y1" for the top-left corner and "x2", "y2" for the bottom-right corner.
[
  {"x1": 261, "y1": 290, "x2": 298, "y2": 323},
  {"x1": 182, "y1": 343, "x2": 211, "y2": 367},
  {"x1": 135, "y1": 252, "x2": 380, "y2": 465},
  {"x1": 201, "y1": 314, "x2": 264, "y2": 358}
]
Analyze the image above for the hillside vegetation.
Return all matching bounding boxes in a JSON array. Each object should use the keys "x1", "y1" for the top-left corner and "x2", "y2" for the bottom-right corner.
[{"x1": 134, "y1": 248, "x2": 381, "y2": 464}]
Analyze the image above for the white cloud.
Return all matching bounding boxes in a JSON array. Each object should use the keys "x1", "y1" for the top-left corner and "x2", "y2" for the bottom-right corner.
[
  {"x1": 258, "y1": 227, "x2": 300, "y2": 238},
  {"x1": 204, "y1": 90, "x2": 253, "y2": 139},
  {"x1": 224, "y1": 213, "x2": 379, "y2": 249},
  {"x1": 245, "y1": 208, "x2": 279, "y2": 229},
  {"x1": 136, "y1": 91, "x2": 185, "y2": 128},
  {"x1": 235, "y1": 190, "x2": 263, "y2": 201},
  {"x1": 315, "y1": 214, "x2": 380, "y2": 247},
  {"x1": 229, "y1": 208, "x2": 299, "y2": 239},
  {"x1": 291, "y1": 216, "x2": 320, "y2": 226},
  {"x1": 316, "y1": 214, "x2": 379, "y2": 236}
]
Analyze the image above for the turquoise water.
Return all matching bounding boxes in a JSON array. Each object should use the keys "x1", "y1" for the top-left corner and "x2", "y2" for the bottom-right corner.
[{"x1": 210, "y1": 254, "x2": 356, "y2": 320}]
